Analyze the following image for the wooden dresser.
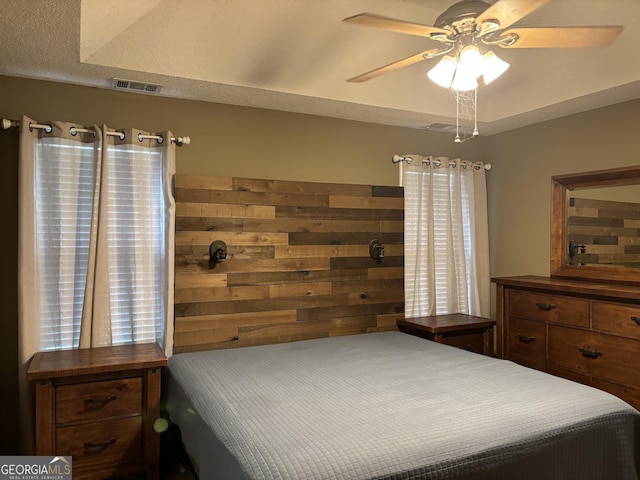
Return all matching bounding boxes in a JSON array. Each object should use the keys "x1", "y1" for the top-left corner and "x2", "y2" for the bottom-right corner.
[
  {"x1": 27, "y1": 343, "x2": 167, "y2": 480},
  {"x1": 493, "y1": 276, "x2": 640, "y2": 410}
]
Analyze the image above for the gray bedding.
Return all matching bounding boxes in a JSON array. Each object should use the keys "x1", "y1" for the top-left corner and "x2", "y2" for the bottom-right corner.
[{"x1": 164, "y1": 332, "x2": 640, "y2": 479}]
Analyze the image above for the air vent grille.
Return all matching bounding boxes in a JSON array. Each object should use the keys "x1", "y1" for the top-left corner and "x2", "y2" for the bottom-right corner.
[
  {"x1": 423, "y1": 123, "x2": 458, "y2": 133},
  {"x1": 112, "y1": 78, "x2": 163, "y2": 94}
]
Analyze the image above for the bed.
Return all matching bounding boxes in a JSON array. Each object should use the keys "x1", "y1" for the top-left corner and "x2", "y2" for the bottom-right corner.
[{"x1": 164, "y1": 331, "x2": 640, "y2": 479}]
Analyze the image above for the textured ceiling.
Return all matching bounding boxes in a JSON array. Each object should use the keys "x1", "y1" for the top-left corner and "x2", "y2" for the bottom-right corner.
[{"x1": 1, "y1": 0, "x2": 640, "y2": 135}]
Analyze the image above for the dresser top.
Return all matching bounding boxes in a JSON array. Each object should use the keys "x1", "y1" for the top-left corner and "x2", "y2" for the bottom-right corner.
[
  {"x1": 492, "y1": 275, "x2": 640, "y2": 302},
  {"x1": 27, "y1": 342, "x2": 168, "y2": 380}
]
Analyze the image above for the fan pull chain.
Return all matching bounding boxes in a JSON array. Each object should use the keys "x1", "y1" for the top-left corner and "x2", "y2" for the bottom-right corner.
[
  {"x1": 473, "y1": 87, "x2": 479, "y2": 137},
  {"x1": 455, "y1": 90, "x2": 461, "y2": 143}
]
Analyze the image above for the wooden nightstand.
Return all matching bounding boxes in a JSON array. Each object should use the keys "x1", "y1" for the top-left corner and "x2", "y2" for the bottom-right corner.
[
  {"x1": 397, "y1": 314, "x2": 496, "y2": 356},
  {"x1": 27, "y1": 343, "x2": 168, "y2": 480}
]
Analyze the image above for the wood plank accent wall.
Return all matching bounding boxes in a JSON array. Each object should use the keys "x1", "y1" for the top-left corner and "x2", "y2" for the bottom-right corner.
[
  {"x1": 174, "y1": 174, "x2": 405, "y2": 353},
  {"x1": 568, "y1": 197, "x2": 640, "y2": 267}
]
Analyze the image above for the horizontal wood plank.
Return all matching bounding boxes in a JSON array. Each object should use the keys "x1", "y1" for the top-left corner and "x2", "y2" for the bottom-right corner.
[
  {"x1": 331, "y1": 256, "x2": 404, "y2": 269},
  {"x1": 234, "y1": 177, "x2": 372, "y2": 196},
  {"x1": 227, "y1": 268, "x2": 369, "y2": 286},
  {"x1": 268, "y1": 282, "x2": 332, "y2": 298},
  {"x1": 331, "y1": 278, "x2": 404, "y2": 293},
  {"x1": 372, "y1": 185, "x2": 404, "y2": 198},
  {"x1": 175, "y1": 273, "x2": 228, "y2": 288},
  {"x1": 276, "y1": 206, "x2": 403, "y2": 221},
  {"x1": 275, "y1": 245, "x2": 367, "y2": 258},
  {"x1": 176, "y1": 231, "x2": 289, "y2": 246},
  {"x1": 244, "y1": 219, "x2": 388, "y2": 233},
  {"x1": 175, "y1": 285, "x2": 268, "y2": 303},
  {"x1": 177, "y1": 202, "x2": 274, "y2": 219},
  {"x1": 368, "y1": 267, "x2": 405, "y2": 279},
  {"x1": 176, "y1": 257, "x2": 330, "y2": 275},
  {"x1": 175, "y1": 310, "x2": 298, "y2": 333},
  {"x1": 288, "y1": 232, "x2": 403, "y2": 245},
  {"x1": 175, "y1": 326, "x2": 239, "y2": 347},
  {"x1": 176, "y1": 188, "x2": 329, "y2": 208},
  {"x1": 176, "y1": 217, "x2": 245, "y2": 232},
  {"x1": 175, "y1": 174, "x2": 232, "y2": 191},
  {"x1": 329, "y1": 195, "x2": 403, "y2": 210}
]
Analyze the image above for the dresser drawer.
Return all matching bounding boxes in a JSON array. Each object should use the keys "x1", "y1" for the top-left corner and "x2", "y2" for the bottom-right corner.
[
  {"x1": 56, "y1": 377, "x2": 143, "y2": 424},
  {"x1": 56, "y1": 415, "x2": 143, "y2": 469},
  {"x1": 508, "y1": 317, "x2": 546, "y2": 369},
  {"x1": 548, "y1": 324, "x2": 640, "y2": 385},
  {"x1": 509, "y1": 290, "x2": 589, "y2": 327},
  {"x1": 592, "y1": 302, "x2": 640, "y2": 340}
]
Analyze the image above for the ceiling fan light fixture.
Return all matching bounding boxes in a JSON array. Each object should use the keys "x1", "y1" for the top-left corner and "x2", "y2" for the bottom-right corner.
[
  {"x1": 482, "y1": 50, "x2": 510, "y2": 84},
  {"x1": 427, "y1": 55, "x2": 457, "y2": 88}
]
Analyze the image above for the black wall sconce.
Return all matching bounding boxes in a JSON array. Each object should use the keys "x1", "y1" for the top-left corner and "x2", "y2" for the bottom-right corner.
[
  {"x1": 209, "y1": 240, "x2": 227, "y2": 268},
  {"x1": 369, "y1": 239, "x2": 385, "y2": 263},
  {"x1": 568, "y1": 240, "x2": 586, "y2": 260}
]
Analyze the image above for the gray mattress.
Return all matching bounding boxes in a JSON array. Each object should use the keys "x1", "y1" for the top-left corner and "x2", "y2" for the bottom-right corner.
[{"x1": 164, "y1": 332, "x2": 640, "y2": 479}]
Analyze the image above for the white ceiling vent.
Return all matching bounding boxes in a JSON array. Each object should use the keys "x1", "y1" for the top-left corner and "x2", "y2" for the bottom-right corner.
[
  {"x1": 112, "y1": 78, "x2": 163, "y2": 94},
  {"x1": 423, "y1": 123, "x2": 458, "y2": 133}
]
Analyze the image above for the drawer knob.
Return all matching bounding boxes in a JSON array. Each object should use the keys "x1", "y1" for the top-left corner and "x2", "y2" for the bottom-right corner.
[
  {"x1": 631, "y1": 316, "x2": 640, "y2": 326},
  {"x1": 517, "y1": 334, "x2": 536, "y2": 344},
  {"x1": 535, "y1": 303, "x2": 556, "y2": 312},
  {"x1": 85, "y1": 438, "x2": 116, "y2": 450},
  {"x1": 579, "y1": 347, "x2": 603, "y2": 359}
]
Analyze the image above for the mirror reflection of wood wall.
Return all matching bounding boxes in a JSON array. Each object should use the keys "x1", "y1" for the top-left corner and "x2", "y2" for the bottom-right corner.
[{"x1": 568, "y1": 196, "x2": 640, "y2": 268}]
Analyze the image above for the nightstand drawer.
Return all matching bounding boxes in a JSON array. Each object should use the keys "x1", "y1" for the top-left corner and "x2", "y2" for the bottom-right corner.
[
  {"x1": 548, "y1": 324, "x2": 640, "y2": 385},
  {"x1": 442, "y1": 332, "x2": 484, "y2": 353},
  {"x1": 509, "y1": 290, "x2": 589, "y2": 327},
  {"x1": 56, "y1": 377, "x2": 143, "y2": 424},
  {"x1": 592, "y1": 302, "x2": 640, "y2": 340},
  {"x1": 56, "y1": 416, "x2": 143, "y2": 469}
]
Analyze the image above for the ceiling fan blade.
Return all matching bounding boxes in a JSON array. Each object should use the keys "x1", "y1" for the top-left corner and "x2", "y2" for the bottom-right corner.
[
  {"x1": 348, "y1": 49, "x2": 441, "y2": 82},
  {"x1": 499, "y1": 26, "x2": 623, "y2": 48},
  {"x1": 343, "y1": 13, "x2": 449, "y2": 38},
  {"x1": 475, "y1": 0, "x2": 550, "y2": 30}
]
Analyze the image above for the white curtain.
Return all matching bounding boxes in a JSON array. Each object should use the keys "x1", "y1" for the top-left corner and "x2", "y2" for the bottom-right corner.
[
  {"x1": 18, "y1": 116, "x2": 176, "y2": 451},
  {"x1": 403, "y1": 155, "x2": 490, "y2": 318}
]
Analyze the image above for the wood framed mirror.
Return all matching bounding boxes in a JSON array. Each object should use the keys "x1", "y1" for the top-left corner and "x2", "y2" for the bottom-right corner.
[{"x1": 551, "y1": 165, "x2": 640, "y2": 283}]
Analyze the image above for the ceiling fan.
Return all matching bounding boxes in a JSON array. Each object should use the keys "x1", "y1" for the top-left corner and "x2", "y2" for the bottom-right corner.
[{"x1": 344, "y1": 0, "x2": 623, "y2": 84}]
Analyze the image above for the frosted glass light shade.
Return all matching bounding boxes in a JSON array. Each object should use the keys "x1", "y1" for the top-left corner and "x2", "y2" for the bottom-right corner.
[
  {"x1": 427, "y1": 55, "x2": 457, "y2": 88},
  {"x1": 482, "y1": 51, "x2": 510, "y2": 84},
  {"x1": 450, "y1": 46, "x2": 482, "y2": 91},
  {"x1": 458, "y1": 45, "x2": 483, "y2": 79},
  {"x1": 451, "y1": 69, "x2": 478, "y2": 91}
]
